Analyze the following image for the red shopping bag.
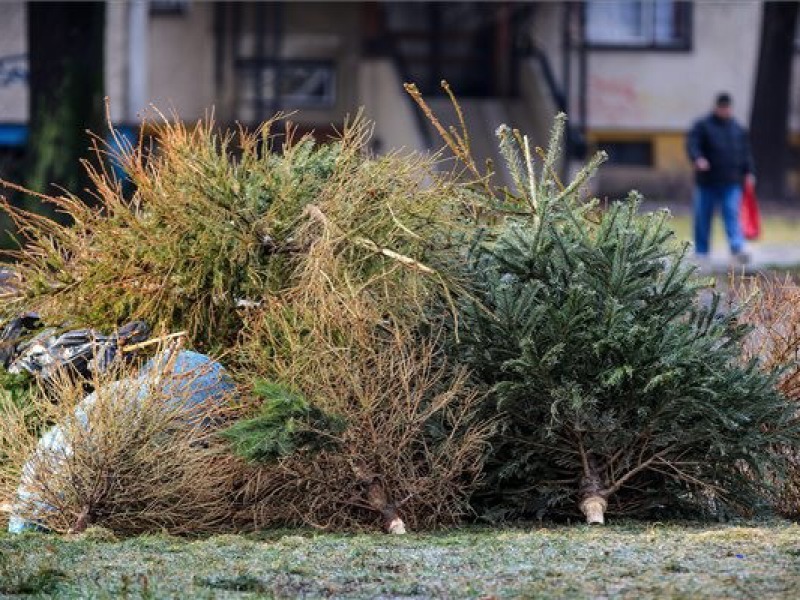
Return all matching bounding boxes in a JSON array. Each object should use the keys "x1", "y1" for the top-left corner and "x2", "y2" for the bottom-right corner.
[{"x1": 741, "y1": 178, "x2": 761, "y2": 240}]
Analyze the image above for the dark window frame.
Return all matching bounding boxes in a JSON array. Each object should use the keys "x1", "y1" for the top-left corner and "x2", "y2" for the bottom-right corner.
[
  {"x1": 149, "y1": 1, "x2": 189, "y2": 16},
  {"x1": 583, "y1": 1, "x2": 693, "y2": 52},
  {"x1": 235, "y1": 58, "x2": 338, "y2": 114},
  {"x1": 595, "y1": 139, "x2": 654, "y2": 167}
]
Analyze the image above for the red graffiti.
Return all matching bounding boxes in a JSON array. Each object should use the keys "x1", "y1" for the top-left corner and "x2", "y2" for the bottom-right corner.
[{"x1": 589, "y1": 75, "x2": 642, "y2": 123}]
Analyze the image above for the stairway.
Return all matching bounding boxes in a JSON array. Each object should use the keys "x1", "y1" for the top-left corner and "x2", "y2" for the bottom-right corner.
[{"x1": 421, "y1": 97, "x2": 547, "y2": 190}]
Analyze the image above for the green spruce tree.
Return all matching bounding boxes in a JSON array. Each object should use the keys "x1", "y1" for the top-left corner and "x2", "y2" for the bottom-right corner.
[
  {"x1": 446, "y1": 117, "x2": 798, "y2": 524},
  {"x1": 221, "y1": 380, "x2": 345, "y2": 463}
]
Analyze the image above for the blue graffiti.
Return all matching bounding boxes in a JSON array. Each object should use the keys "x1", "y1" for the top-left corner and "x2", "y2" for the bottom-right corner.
[{"x1": 0, "y1": 54, "x2": 28, "y2": 88}]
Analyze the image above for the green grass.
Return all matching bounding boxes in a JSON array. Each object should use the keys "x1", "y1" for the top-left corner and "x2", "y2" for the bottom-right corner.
[
  {"x1": 2, "y1": 521, "x2": 800, "y2": 598},
  {"x1": 669, "y1": 214, "x2": 800, "y2": 246}
]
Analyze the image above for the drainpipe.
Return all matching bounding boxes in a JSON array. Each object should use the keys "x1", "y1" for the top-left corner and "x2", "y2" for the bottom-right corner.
[
  {"x1": 561, "y1": 2, "x2": 572, "y2": 179},
  {"x1": 562, "y1": 3, "x2": 572, "y2": 118},
  {"x1": 127, "y1": 0, "x2": 149, "y2": 122},
  {"x1": 578, "y1": 2, "x2": 588, "y2": 146},
  {"x1": 272, "y1": 2, "x2": 284, "y2": 114}
]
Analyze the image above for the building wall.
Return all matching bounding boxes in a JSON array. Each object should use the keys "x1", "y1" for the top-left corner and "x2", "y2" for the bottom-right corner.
[
  {"x1": 582, "y1": 0, "x2": 763, "y2": 194},
  {"x1": 585, "y1": 3, "x2": 762, "y2": 132},
  {"x1": 282, "y1": 2, "x2": 361, "y2": 126},
  {"x1": 0, "y1": 2, "x2": 372, "y2": 136},
  {"x1": 569, "y1": 2, "x2": 769, "y2": 199},
  {"x1": 0, "y1": 2, "x2": 27, "y2": 123},
  {"x1": 528, "y1": 3, "x2": 564, "y2": 82},
  {"x1": 105, "y1": 2, "x2": 128, "y2": 124},
  {"x1": 358, "y1": 59, "x2": 426, "y2": 154},
  {"x1": 147, "y1": 3, "x2": 216, "y2": 122},
  {"x1": 210, "y1": 2, "x2": 363, "y2": 127}
]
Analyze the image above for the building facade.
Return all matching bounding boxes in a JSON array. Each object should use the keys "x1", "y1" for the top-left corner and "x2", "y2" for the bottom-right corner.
[
  {"x1": 543, "y1": 1, "x2": 783, "y2": 200},
  {"x1": 0, "y1": 1, "x2": 798, "y2": 200}
]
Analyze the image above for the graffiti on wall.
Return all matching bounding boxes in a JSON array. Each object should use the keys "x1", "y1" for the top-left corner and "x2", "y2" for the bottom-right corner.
[
  {"x1": 0, "y1": 54, "x2": 28, "y2": 88},
  {"x1": 589, "y1": 75, "x2": 644, "y2": 124}
]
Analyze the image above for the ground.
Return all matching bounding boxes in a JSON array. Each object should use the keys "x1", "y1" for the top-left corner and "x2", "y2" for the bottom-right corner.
[
  {"x1": 1, "y1": 521, "x2": 800, "y2": 598},
  {"x1": 2, "y1": 204, "x2": 799, "y2": 600},
  {"x1": 668, "y1": 213, "x2": 800, "y2": 273}
]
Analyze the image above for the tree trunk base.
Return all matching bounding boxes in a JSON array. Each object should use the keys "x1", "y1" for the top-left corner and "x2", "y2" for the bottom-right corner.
[
  {"x1": 363, "y1": 475, "x2": 407, "y2": 534},
  {"x1": 68, "y1": 504, "x2": 91, "y2": 534},
  {"x1": 580, "y1": 496, "x2": 607, "y2": 525},
  {"x1": 386, "y1": 516, "x2": 407, "y2": 534}
]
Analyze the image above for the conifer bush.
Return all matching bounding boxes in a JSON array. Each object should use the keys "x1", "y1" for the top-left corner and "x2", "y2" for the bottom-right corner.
[
  {"x1": 434, "y1": 117, "x2": 799, "y2": 524},
  {"x1": 233, "y1": 333, "x2": 488, "y2": 533},
  {"x1": 737, "y1": 274, "x2": 800, "y2": 517},
  {"x1": 1, "y1": 107, "x2": 491, "y2": 534},
  {"x1": 227, "y1": 179, "x2": 491, "y2": 531},
  {"x1": 0, "y1": 114, "x2": 469, "y2": 351}
]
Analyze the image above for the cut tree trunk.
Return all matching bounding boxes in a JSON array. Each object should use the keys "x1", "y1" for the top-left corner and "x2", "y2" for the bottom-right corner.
[
  {"x1": 69, "y1": 504, "x2": 91, "y2": 534},
  {"x1": 352, "y1": 461, "x2": 407, "y2": 534},
  {"x1": 579, "y1": 496, "x2": 608, "y2": 525},
  {"x1": 579, "y1": 456, "x2": 607, "y2": 525},
  {"x1": 365, "y1": 477, "x2": 406, "y2": 534}
]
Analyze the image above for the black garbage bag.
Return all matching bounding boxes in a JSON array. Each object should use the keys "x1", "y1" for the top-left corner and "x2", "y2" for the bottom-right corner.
[
  {"x1": 0, "y1": 312, "x2": 42, "y2": 369},
  {"x1": 7, "y1": 320, "x2": 150, "y2": 384}
]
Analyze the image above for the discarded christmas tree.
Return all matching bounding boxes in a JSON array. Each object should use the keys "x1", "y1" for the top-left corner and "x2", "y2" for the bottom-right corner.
[
  {"x1": 736, "y1": 274, "x2": 800, "y2": 518},
  {"x1": 0, "y1": 109, "x2": 491, "y2": 534},
  {"x1": 441, "y1": 117, "x2": 798, "y2": 524}
]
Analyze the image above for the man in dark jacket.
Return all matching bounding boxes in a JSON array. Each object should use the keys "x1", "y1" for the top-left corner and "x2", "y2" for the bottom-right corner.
[{"x1": 686, "y1": 93, "x2": 755, "y2": 265}]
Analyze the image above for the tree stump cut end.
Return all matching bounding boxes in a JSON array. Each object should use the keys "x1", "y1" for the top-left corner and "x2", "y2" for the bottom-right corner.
[{"x1": 580, "y1": 496, "x2": 608, "y2": 525}]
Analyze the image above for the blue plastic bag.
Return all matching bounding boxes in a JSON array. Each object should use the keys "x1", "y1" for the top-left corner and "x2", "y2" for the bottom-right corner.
[{"x1": 8, "y1": 350, "x2": 235, "y2": 533}]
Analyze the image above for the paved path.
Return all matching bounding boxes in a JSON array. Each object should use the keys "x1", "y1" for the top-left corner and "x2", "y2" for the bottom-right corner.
[
  {"x1": 701, "y1": 243, "x2": 800, "y2": 274},
  {"x1": 637, "y1": 200, "x2": 800, "y2": 273}
]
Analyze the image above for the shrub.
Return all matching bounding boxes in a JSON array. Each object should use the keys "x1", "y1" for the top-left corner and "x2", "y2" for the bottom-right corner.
[
  {"x1": 222, "y1": 136, "x2": 492, "y2": 530},
  {"x1": 233, "y1": 333, "x2": 489, "y2": 532},
  {"x1": 736, "y1": 274, "x2": 800, "y2": 517},
  {"x1": 0, "y1": 114, "x2": 470, "y2": 352},
  {"x1": 433, "y1": 117, "x2": 799, "y2": 523},
  {"x1": 737, "y1": 274, "x2": 800, "y2": 402}
]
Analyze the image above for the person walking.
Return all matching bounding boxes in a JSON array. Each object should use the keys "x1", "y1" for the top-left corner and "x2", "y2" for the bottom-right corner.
[{"x1": 686, "y1": 93, "x2": 755, "y2": 267}]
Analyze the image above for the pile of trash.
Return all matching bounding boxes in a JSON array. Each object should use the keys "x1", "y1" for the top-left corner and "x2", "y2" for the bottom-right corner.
[
  {"x1": 0, "y1": 112, "x2": 492, "y2": 536},
  {"x1": 1, "y1": 315, "x2": 237, "y2": 534},
  {"x1": 1, "y1": 314, "x2": 150, "y2": 384}
]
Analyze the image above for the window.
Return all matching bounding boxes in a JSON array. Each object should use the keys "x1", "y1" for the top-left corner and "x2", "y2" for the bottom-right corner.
[
  {"x1": 596, "y1": 140, "x2": 653, "y2": 167},
  {"x1": 584, "y1": 1, "x2": 692, "y2": 50},
  {"x1": 235, "y1": 59, "x2": 337, "y2": 123},
  {"x1": 150, "y1": 1, "x2": 189, "y2": 16}
]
